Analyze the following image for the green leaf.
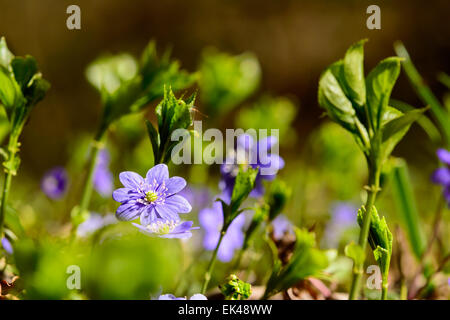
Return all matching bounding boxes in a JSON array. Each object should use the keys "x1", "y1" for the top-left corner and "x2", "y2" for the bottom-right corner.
[
  {"x1": 345, "y1": 241, "x2": 365, "y2": 266},
  {"x1": 264, "y1": 228, "x2": 329, "y2": 298},
  {"x1": 390, "y1": 99, "x2": 442, "y2": 145},
  {"x1": 342, "y1": 39, "x2": 367, "y2": 107},
  {"x1": 394, "y1": 41, "x2": 450, "y2": 145},
  {"x1": 229, "y1": 166, "x2": 258, "y2": 216},
  {"x1": 145, "y1": 120, "x2": 160, "y2": 163},
  {"x1": 366, "y1": 57, "x2": 402, "y2": 130},
  {"x1": 266, "y1": 179, "x2": 292, "y2": 221},
  {"x1": 26, "y1": 76, "x2": 50, "y2": 107},
  {"x1": 382, "y1": 107, "x2": 427, "y2": 142},
  {"x1": 200, "y1": 49, "x2": 260, "y2": 116},
  {"x1": 220, "y1": 274, "x2": 252, "y2": 300},
  {"x1": 86, "y1": 53, "x2": 138, "y2": 95},
  {"x1": 318, "y1": 66, "x2": 357, "y2": 132},
  {"x1": 389, "y1": 158, "x2": 426, "y2": 259},
  {"x1": 357, "y1": 206, "x2": 393, "y2": 275},
  {"x1": 0, "y1": 37, "x2": 14, "y2": 69},
  {"x1": 0, "y1": 66, "x2": 20, "y2": 110},
  {"x1": 11, "y1": 56, "x2": 38, "y2": 92},
  {"x1": 378, "y1": 106, "x2": 426, "y2": 162}
]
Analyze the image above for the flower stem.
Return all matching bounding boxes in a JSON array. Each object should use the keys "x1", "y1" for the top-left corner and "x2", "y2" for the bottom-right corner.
[
  {"x1": 76, "y1": 131, "x2": 105, "y2": 226},
  {"x1": 201, "y1": 230, "x2": 225, "y2": 294},
  {"x1": 349, "y1": 166, "x2": 381, "y2": 300},
  {"x1": 0, "y1": 171, "x2": 13, "y2": 238},
  {"x1": 0, "y1": 134, "x2": 20, "y2": 238}
]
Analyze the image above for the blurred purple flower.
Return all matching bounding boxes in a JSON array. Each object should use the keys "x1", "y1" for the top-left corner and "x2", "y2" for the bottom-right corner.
[
  {"x1": 76, "y1": 213, "x2": 117, "y2": 238},
  {"x1": 178, "y1": 186, "x2": 211, "y2": 210},
  {"x1": 113, "y1": 164, "x2": 192, "y2": 225},
  {"x1": 322, "y1": 202, "x2": 357, "y2": 248},
  {"x1": 132, "y1": 219, "x2": 199, "y2": 239},
  {"x1": 41, "y1": 167, "x2": 68, "y2": 200},
  {"x1": 199, "y1": 200, "x2": 245, "y2": 262},
  {"x1": 1, "y1": 237, "x2": 13, "y2": 255},
  {"x1": 220, "y1": 134, "x2": 284, "y2": 200},
  {"x1": 94, "y1": 149, "x2": 114, "y2": 197},
  {"x1": 431, "y1": 148, "x2": 450, "y2": 206},
  {"x1": 271, "y1": 214, "x2": 294, "y2": 240},
  {"x1": 158, "y1": 293, "x2": 207, "y2": 300}
]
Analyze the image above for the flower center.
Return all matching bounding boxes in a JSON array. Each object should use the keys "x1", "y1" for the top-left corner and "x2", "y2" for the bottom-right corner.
[
  {"x1": 146, "y1": 220, "x2": 178, "y2": 235},
  {"x1": 145, "y1": 191, "x2": 158, "y2": 203}
]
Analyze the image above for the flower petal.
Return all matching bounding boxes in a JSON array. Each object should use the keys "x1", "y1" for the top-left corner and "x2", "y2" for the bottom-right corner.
[
  {"x1": 140, "y1": 207, "x2": 157, "y2": 225},
  {"x1": 154, "y1": 204, "x2": 182, "y2": 221},
  {"x1": 165, "y1": 176, "x2": 187, "y2": 194},
  {"x1": 115, "y1": 201, "x2": 143, "y2": 221},
  {"x1": 146, "y1": 164, "x2": 169, "y2": 184},
  {"x1": 164, "y1": 195, "x2": 192, "y2": 213},
  {"x1": 119, "y1": 171, "x2": 144, "y2": 189},
  {"x1": 237, "y1": 134, "x2": 254, "y2": 151},
  {"x1": 431, "y1": 168, "x2": 450, "y2": 185},
  {"x1": 172, "y1": 221, "x2": 194, "y2": 233},
  {"x1": 258, "y1": 136, "x2": 278, "y2": 152},
  {"x1": 112, "y1": 188, "x2": 140, "y2": 203},
  {"x1": 437, "y1": 148, "x2": 450, "y2": 166}
]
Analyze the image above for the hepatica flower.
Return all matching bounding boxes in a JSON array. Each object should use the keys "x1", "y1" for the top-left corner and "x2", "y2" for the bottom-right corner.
[
  {"x1": 41, "y1": 167, "x2": 68, "y2": 200},
  {"x1": 133, "y1": 219, "x2": 198, "y2": 239},
  {"x1": 178, "y1": 186, "x2": 211, "y2": 210},
  {"x1": 199, "y1": 200, "x2": 245, "y2": 262},
  {"x1": 76, "y1": 213, "x2": 117, "y2": 238},
  {"x1": 271, "y1": 214, "x2": 294, "y2": 241},
  {"x1": 322, "y1": 202, "x2": 357, "y2": 248},
  {"x1": 113, "y1": 164, "x2": 192, "y2": 225},
  {"x1": 431, "y1": 148, "x2": 450, "y2": 206},
  {"x1": 220, "y1": 134, "x2": 284, "y2": 199},
  {"x1": 1, "y1": 237, "x2": 13, "y2": 255},
  {"x1": 94, "y1": 149, "x2": 114, "y2": 197},
  {"x1": 158, "y1": 293, "x2": 207, "y2": 300}
]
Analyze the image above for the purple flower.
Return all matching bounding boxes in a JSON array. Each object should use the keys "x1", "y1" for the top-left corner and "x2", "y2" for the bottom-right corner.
[
  {"x1": 199, "y1": 200, "x2": 245, "y2": 262},
  {"x1": 178, "y1": 186, "x2": 211, "y2": 210},
  {"x1": 220, "y1": 134, "x2": 284, "y2": 200},
  {"x1": 41, "y1": 167, "x2": 68, "y2": 199},
  {"x1": 1, "y1": 237, "x2": 13, "y2": 255},
  {"x1": 158, "y1": 293, "x2": 207, "y2": 300},
  {"x1": 113, "y1": 164, "x2": 192, "y2": 225},
  {"x1": 94, "y1": 149, "x2": 114, "y2": 197},
  {"x1": 431, "y1": 148, "x2": 450, "y2": 206},
  {"x1": 322, "y1": 202, "x2": 357, "y2": 248},
  {"x1": 271, "y1": 214, "x2": 294, "y2": 240},
  {"x1": 76, "y1": 213, "x2": 117, "y2": 238},
  {"x1": 132, "y1": 219, "x2": 199, "y2": 239}
]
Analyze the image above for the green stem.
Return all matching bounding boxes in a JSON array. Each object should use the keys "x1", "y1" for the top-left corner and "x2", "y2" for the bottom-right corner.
[
  {"x1": 381, "y1": 272, "x2": 389, "y2": 300},
  {"x1": 0, "y1": 134, "x2": 20, "y2": 238},
  {"x1": 349, "y1": 166, "x2": 381, "y2": 300},
  {"x1": 0, "y1": 171, "x2": 13, "y2": 238},
  {"x1": 76, "y1": 130, "x2": 106, "y2": 226},
  {"x1": 201, "y1": 230, "x2": 225, "y2": 294}
]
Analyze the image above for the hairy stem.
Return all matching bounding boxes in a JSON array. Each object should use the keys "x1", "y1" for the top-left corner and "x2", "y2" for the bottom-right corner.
[
  {"x1": 349, "y1": 166, "x2": 381, "y2": 300},
  {"x1": 0, "y1": 134, "x2": 20, "y2": 238},
  {"x1": 0, "y1": 171, "x2": 13, "y2": 238}
]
